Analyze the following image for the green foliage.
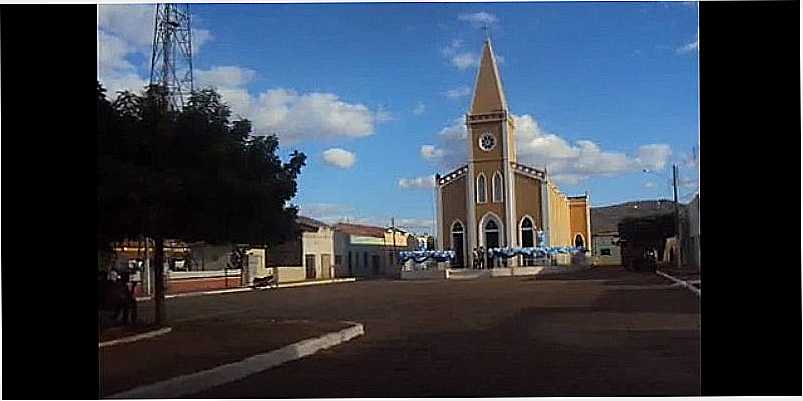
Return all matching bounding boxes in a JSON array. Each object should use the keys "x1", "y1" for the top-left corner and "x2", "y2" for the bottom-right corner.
[{"x1": 97, "y1": 82, "x2": 306, "y2": 248}]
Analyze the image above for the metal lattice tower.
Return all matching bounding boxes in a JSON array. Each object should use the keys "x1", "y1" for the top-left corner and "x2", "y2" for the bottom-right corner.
[{"x1": 149, "y1": 4, "x2": 194, "y2": 110}]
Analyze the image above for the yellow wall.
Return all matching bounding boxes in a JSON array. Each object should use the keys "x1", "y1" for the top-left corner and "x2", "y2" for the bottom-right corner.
[
  {"x1": 548, "y1": 183, "x2": 572, "y2": 247},
  {"x1": 440, "y1": 175, "x2": 467, "y2": 249},
  {"x1": 569, "y1": 199, "x2": 590, "y2": 249}
]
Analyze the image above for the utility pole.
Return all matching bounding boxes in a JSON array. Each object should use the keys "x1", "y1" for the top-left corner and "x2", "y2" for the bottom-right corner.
[
  {"x1": 673, "y1": 164, "x2": 682, "y2": 270},
  {"x1": 391, "y1": 217, "x2": 397, "y2": 267}
]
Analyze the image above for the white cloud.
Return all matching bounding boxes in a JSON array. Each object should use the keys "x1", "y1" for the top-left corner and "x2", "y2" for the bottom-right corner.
[
  {"x1": 399, "y1": 175, "x2": 436, "y2": 190},
  {"x1": 322, "y1": 148, "x2": 357, "y2": 169},
  {"x1": 442, "y1": 39, "x2": 463, "y2": 57},
  {"x1": 428, "y1": 114, "x2": 673, "y2": 185},
  {"x1": 441, "y1": 36, "x2": 503, "y2": 70},
  {"x1": 98, "y1": 5, "x2": 155, "y2": 52},
  {"x1": 644, "y1": 181, "x2": 657, "y2": 189},
  {"x1": 458, "y1": 12, "x2": 498, "y2": 27},
  {"x1": 413, "y1": 102, "x2": 426, "y2": 115},
  {"x1": 196, "y1": 66, "x2": 257, "y2": 89},
  {"x1": 444, "y1": 86, "x2": 471, "y2": 98},
  {"x1": 676, "y1": 31, "x2": 699, "y2": 54},
  {"x1": 451, "y1": 52, "x2": 480, "y2": 70},
  {"x1": 420, "y1": 145, "x2": 445, "y2": 161},
  {"x1": 298, "y1": 203, "x2": 434, "y2": 235},
  {"x1": 187, "y1": 67, "x2": 388, "y2": 143},
  {"x1": 635, "y1": 144, "x2": 672, "y2": 171}
]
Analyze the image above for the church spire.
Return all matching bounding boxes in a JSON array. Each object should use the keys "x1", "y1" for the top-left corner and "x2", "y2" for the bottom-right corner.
[{"x1": 469, "y1": 39, "x2": 508, "y2": 115}]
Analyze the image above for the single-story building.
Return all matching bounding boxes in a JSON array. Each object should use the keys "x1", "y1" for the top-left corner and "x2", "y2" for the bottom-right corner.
[
  {"x1": 591, "y1": 230, "x2": 622, "y2": 266},
  {"x1": 266, "y1": 216, "x2": 335, "y2": 282},
  {"x1": 334, "y1": 223, "x2": 416, "y2": 278}
]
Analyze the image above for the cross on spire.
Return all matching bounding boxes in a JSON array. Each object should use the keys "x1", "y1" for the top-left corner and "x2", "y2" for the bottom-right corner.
[{"x1": 481, "y1": 23, "x2": 491, "y2": 40}]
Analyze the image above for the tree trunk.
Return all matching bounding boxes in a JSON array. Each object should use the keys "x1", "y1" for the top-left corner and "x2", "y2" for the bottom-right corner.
[{"x1": 153, "y1": 237, "x2": 166, "y2": 325}]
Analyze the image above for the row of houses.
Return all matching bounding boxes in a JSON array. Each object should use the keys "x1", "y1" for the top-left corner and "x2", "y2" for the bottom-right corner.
[{"x1": 110, "y1": 216, "x2": 417, "y2": 297}]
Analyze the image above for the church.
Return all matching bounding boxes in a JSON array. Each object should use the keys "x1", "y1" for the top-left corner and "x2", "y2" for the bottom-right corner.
[{"x1": 435, "y1": 39, "x2": 591, "y2": 268}]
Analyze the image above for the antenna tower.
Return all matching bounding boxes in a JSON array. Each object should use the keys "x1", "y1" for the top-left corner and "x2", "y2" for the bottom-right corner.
[{"x1": 149, "y1": 4, "x2": 194, "y2": 110}]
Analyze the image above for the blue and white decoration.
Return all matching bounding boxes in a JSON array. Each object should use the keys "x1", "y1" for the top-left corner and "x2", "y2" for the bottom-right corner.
[
  {"x1": 487, "y1": 246, "x2": 585, "y2": 260},
  {"x1": 399, "y1": 250, "x2": 456, "y2": 264},
  {"x1": 400, "y1": 246, "x2": 585, "y2": 264}
]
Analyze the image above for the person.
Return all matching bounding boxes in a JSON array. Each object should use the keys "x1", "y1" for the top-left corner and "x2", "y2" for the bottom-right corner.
[
  {"x1": 472, "y1": 248, "x2": 478, "y2": 269},
  {"x1": 478, "y1": 246, "x2": 485, "y2": 269}
]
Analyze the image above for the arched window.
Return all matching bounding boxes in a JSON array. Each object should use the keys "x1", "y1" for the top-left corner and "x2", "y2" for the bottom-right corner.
[
  {"x1": 492, "y1": 172, "x2": 504, "y2": 202},
  {"x1": 451, "y1": 221, "x2": 465, "y2": 268},
  {"x1": 476, "y1": 174, "x2": 487, "y2": 203},
  {"x1": 574, "y1": 234, "x2": 585, "y2": 248}
]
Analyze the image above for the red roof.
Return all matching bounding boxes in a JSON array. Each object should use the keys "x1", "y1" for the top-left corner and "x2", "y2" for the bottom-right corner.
[{"x1": 334, "y1": 223, "x2": 386, "y2": 238}]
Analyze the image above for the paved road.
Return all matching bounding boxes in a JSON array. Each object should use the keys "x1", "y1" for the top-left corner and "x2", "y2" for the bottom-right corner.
[{"x1": 135, "y1": 266, "x2": 700, "y2": 397}]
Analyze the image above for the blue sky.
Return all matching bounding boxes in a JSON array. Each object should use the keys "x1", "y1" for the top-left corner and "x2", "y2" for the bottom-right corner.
[{"x1": 98, "y1": 2, "x2": 699, "y2": 234}]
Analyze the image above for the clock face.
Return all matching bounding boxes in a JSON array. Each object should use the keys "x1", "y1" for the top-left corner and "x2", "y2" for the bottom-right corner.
[{"x1": 479, "y1": 132, "x2": 496, "y2": 151}]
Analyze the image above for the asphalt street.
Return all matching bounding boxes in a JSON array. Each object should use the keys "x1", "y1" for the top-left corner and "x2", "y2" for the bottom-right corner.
[{"x1": 132, "y1": 266, "x2": 700, "y2": 397}]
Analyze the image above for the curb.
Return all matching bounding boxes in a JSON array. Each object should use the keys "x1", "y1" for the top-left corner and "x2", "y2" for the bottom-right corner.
[
  {"x1": 656, "y1": 270, "x2": 701, "y2": 297},
  {"x1": 106, "y1": 321, "x2": 365, "y2": 399},
  {"x1": 99, "y1": 327, "x2": 172, "y2": 348},
  {"x1": 135, "y1": 278, "x2": 357, "y2": 302}
]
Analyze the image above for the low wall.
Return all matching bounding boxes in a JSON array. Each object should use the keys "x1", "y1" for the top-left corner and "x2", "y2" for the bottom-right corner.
[
  {"x1": 400, "y1": 269, "x2": 447, "y2": 280},
  {"x1": 486, "y1": 266, "x2": 543, "y2": 277},
  {"x1": 276, "y1": 266, "x2": 306, "y2": 283},
  {"x1": 166, "y1": 276, "x2": 241, "y2": 294},
  {"x1": 167, "y1": 270, "x2": 241, "y2": 279}
]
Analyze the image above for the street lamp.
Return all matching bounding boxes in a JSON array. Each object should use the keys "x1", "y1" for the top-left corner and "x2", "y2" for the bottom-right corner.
[{"x1": 643, "y1": 165, "x2": 682, "y2": 270}]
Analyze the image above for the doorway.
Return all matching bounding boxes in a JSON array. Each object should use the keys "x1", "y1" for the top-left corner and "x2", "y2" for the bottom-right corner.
[
  {"x1": 305, "y1": 254, "x2": 316, "y2": 279},
  {"x1": 484, "y1": 220, "x2": 500, "y2": 268},
  {"x1": 451, "y1": 221, "x2": 465, "y2": 268},
  {"x1": 320, "y1": 254, "x2": 331, "y2": 279},
  {"x1": 371, "y1": 255, "x2": 381, "y2": 275}
]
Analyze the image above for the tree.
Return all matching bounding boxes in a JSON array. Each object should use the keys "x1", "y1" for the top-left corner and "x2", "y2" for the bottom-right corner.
[{"x1": 97, "y1": 82, "x2": 306, "y2": 324}]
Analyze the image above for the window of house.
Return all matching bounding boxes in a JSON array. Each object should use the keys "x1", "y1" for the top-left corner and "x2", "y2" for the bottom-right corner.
[
  {"x1": 492, "y1": 172, "x2": 504, "y2": 203},
  {"x1": 600, "y1": 248, "x2": 612, "y2": 256},
  {"x1": 477, "y1": 174, "x2": 487, "y2": 203},
  {"x1": 335, "y1": 255, "x2": 342, "y2": 266}
]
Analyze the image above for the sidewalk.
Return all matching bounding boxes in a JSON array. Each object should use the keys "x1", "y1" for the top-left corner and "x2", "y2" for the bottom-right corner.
[
  {"x1": 99, "y1": 318, "x2": 357, "y2": 398},
  {"x1": 135, "y1": 277, "x2": 357, "y2": 302},
  {"x1": 657, "y1": 265, "x2": 700, "y2": 283}
]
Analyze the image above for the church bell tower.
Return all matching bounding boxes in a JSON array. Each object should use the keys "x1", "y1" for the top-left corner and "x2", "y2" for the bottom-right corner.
[{"x1": 465, "y1": 39, "x2": 519, "y2": 258}]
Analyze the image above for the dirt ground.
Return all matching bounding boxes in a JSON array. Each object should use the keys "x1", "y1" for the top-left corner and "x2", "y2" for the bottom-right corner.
[{"x1": 120, "y1": 265, "x2": 700, "y2": 397}]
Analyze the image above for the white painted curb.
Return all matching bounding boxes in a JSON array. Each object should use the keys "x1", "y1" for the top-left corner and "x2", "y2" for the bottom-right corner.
[
  {"x1": 135, "y1": 278, "x2": 357, "y2": 302},
  {"x1": 656, "y1": 270, "x2": 701, "y2": 297},
  {"x1": 99, "y1": 327, "x2": 172, "y2": 348},
  {"x1": 106, "y1": 322, "x2": 365, "y2": 399}
]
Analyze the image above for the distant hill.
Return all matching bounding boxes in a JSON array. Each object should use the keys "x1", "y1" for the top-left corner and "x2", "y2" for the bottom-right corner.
[{"x1": 591, "y1": 199, "x2": 688, "y2": 234}]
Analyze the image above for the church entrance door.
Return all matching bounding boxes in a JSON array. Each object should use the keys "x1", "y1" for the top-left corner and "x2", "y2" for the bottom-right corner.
[
  {"x1": 484, "y1": 220, "x2": 500, "y2": 268},
  {"x1": 451, "y1": 222, "x2": 465, "y2": 268}
]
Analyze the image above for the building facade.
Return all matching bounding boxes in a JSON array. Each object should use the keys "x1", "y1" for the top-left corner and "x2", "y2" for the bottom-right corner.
[
  {"x1": 435, "y1": 39, "x2": 591, "y2": 268},
  {"x1": 591, "y1": 231, "x2": 622, "y2": 266},
  {"x1": 267, "y1": 216, "x2": 335, "y2": 282},
  {"x1": 334, "y1": 223, "x2": 416, "y2": 278},
  {"x1": 684, "y1": 193, "x2": 701, "y2": 269}
]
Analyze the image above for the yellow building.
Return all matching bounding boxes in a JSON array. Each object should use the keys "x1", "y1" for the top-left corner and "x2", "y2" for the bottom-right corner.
[{"x1": 435, "y1": 39, "x2": 591, "y2": 267}]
